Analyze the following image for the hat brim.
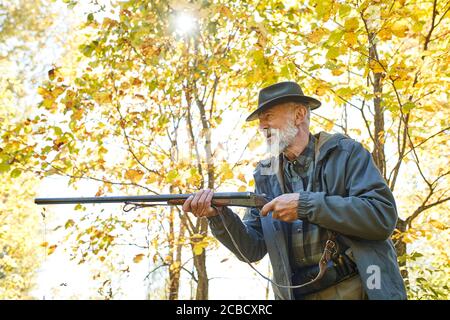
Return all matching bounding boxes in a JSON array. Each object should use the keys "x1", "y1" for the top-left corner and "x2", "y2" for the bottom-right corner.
[{"x1": 245, "y1": 95, "x2": 321, "y2": 122}]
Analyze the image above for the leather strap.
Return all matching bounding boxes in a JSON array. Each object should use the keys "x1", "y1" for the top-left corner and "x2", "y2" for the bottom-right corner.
[{"x1": 274, "y1": 134, "x2": 339, "y2": 289}]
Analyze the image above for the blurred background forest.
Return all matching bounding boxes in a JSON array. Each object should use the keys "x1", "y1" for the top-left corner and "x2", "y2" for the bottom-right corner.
[{"x1": 0, "y1": 0, "x2": 449, "y2": 299}]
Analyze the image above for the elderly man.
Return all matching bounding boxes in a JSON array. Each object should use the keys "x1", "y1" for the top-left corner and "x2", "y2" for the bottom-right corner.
[{"x1": 182, "y1": 81, "x2": 406, "y2": 300}]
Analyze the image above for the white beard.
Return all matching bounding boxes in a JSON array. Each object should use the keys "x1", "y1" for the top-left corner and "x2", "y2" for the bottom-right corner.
[{"x1": 262, "y1": 119, "x2": 299, "y2": 157}]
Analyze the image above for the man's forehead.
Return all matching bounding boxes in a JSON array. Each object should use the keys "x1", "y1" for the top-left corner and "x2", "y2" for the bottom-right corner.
[{"x1": 258, "y1": 103, "x2": 293, "y2": 117}]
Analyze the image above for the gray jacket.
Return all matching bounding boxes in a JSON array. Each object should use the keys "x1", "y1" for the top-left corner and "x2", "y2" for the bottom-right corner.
[{"x1": 208, "y1": 131, "x2": 407, "y2": 300}]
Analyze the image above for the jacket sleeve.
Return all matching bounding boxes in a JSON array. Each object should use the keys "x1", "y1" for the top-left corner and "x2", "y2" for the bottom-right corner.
[
  {"x1": 297, "y1": 141, "x2": 398, "y2": 241},
  {"x1": 207, "y1": 194, "x2": 267, "y2": 263}
]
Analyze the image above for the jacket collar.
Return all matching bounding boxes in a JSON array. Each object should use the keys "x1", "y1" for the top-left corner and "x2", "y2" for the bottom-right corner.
[{"x1": 313, "y1": 131, "x2": 349, "y2": 163}]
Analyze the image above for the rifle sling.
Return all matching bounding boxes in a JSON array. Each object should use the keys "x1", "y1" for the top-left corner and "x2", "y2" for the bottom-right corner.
[{"x1": 274, "y1": 136, "x2": 338, "y2": 290}]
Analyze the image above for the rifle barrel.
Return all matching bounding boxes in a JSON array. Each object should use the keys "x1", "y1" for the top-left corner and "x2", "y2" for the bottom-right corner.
[{"x1": 34, "y1": 192, "x2": 258, "y2": 205}]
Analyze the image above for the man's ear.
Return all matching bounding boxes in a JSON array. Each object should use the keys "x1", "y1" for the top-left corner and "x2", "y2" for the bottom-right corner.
[{"x1": 294, "y1": 105, "x2": 307, "y2": 126}]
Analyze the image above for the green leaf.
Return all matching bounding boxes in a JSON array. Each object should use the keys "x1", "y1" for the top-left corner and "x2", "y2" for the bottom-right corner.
[
  {"x1": 315, "y1": 0, "x2": 332, "y2": 21},
  {"x1": 403, "y1": 102, "x2": 415, "y2": 113},
  {"x1": 326, "y1": 46, "x2": 341, "y2": 60},
  {"x1": 65, "y1": 219, "x2": 75, "y2": 229},
  {"x1": 10, "y1": 168, "x2": 22, "y2": 178},
  {"x1": 326, "y1": 30, "x2": 344, "y2": 46},
  {"x1": 80, "y1": 44, "x2": 94, "y2": 57},
  {"x1": 167, "y1": 170, "x2": 178, "y2": 182},
  {"x1": 410, "y1": 252, "x2": 424, "y2": 260},
  {"x1": 42, "y1": 146, "x2": 52, "y2": 154},
  {"x1": 252, "y1": 50, "x2": 265, "y2": 67},
  {"x1": 339, "y1": 4, "x2": 352, "y2": 18},
  {"x1": 0, "y1": 163, "x2": 10, "y2": 173},
  {"x1": 53, "y1": 126, "x2": 63, "y2": 136},
  {"x1": 280, "y1": 65, "x2": 290, "y2": 78}
]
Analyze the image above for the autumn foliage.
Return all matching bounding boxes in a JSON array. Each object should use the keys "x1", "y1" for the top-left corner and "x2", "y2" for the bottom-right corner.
[{"x1": 1, "y1": 0, "x2": 449, "y2": 299}]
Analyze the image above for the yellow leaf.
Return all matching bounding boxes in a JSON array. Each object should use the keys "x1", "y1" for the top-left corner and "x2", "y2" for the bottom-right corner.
[
  {"x1": 369, "y1": 60, "x2": 385, "y2": 73},
  {"x1": 422, "y1": 105, "x2": 435, "y2": 112},
  {"x1": 170, "y1": 261, "x2": 181, "y2": 271},
  {"x1": 37, "y1": 87, "x2": 51, "y2": 98},
  {"x1": 429, "y1": 220, "x2": 448, "y2": 230},
  {"x1": 391, "y1": 22, "x2": 408, "y2": 37},
  {"x1": 344, "y1": 17, "x2": 359, "y2": 31},
  {"x1": 238, "y1": 173, "x2": 246, "y2": 183},
  {"x1": 166, "y1": 169, "x2": 178, "y2": 182},
  {"x1": 102, "y1": 17, "x2": 118, "y2": 28},
  {"x1": 221, "y1": 163, "x2": 233, "y2": 180},
  {"x1": 238, "y1": 185, "x2": 246, "y2": 192},
  {"x1": 95, "y1": 187, "x2": 104, "y2": 197},
  {"x1": 40, "y1": 242, "x2": 48, "y2": 247},
  {"x1": 332, "y1": 66, "x2": 345, "y2": 76},
  {"x1": 93, "y1": 92, "x2": 112, "y2": 104},
  {"x1": 315, "y1": 84, "x2": 328, "y2": 96},
  {"x1": 65, "y1": 219, "x2": 75, "y2": 229},
  {"x1": 306, "y1": 27, "x2": 329, "y2": 44},
  {"x1": 48, "y1": 244, "x2": 57, "y2": 255},
  {"x1": 218, "y1": 4, "x2": 232, "y2": 18},
  {"x1": 402, "y1": 234, "x2": 414, "y2": 244},
  {"x1": 223, "y1": 170, "x2": 233, "y2": 180},
  {"x1": 193, "y1": 243, "x2": 205, "y2": 255},
  {"x1": 344, "y1": 32, "x2": 357, "y2": 46},
  {"x1": 378, "y1": 28, "x2": 392, "y2": 40},
  {"x1": 52, "y1": 87, "x2": 65, "y2": 98},
  {"x1": 191, "y1": 233, "x2": 204, "y2": 240},
  {"x1": 125, "y1": 169, "x2": 144, "y2": 183},
  {"x1": 133, "y1": 253, "x2": 145, "y2": 263},
  {"x1": 164, "y1": 255, "x2": 173, "y2": 264},
  {"x1": 145, "y1": 174, "x2": 158, "y2": 184},
  {"x1": 324, "y1": 120, "x2": 334, "y2": 131}
]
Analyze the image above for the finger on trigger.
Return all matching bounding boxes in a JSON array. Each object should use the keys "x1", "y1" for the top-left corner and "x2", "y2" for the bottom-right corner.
[
  {"x1": 272, "y1": 211, "x2": 277, "y2": 220},
  {"x1": 261, "y1": 200, "x2": 273, "y2": 216}
]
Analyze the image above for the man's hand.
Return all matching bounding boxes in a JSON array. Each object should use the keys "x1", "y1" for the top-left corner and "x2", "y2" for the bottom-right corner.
[
  {"x1": 182, "y1": 189, "x2": 219, "y2": 218},
  {"x1": 260, "y1": 193, "x2": 299, "y2": 222}
]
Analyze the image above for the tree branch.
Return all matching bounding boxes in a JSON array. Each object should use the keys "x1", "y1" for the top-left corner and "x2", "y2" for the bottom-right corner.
[{"x1": 406, "y1": 196, "x2": 450, "y2": 228}]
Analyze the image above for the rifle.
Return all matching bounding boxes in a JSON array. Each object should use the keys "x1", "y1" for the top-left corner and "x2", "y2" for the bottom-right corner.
[
  {"x1": 34, "y1": 192, "x2": 269, "y2": 212},
  {"x1": 35, "y1": 191, "x2": 337, "y2": 290}
]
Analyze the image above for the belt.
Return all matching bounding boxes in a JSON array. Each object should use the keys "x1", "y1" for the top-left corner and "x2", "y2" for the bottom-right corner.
[{"x1": 292, "y1": 249, "x2": 359, "y2": 298}]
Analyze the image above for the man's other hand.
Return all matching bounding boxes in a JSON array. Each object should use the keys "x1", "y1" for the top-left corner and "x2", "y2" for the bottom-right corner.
[
  {"x1": 182, "y1": 189, "x2": 219, "y2": 218},
  {"x1": 260, "y1": 193, "x2": 299, "y2": 222}
]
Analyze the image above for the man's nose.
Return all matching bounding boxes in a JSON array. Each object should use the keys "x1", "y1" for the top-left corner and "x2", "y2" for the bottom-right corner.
[{"x1": 258, "y1": 120, "x2": 268, "y2": 130}]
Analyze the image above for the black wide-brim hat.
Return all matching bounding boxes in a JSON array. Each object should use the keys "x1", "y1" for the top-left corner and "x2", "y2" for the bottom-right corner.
[{"x1": 246, "y1": 81, "x2": 321, "y2": 121}]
